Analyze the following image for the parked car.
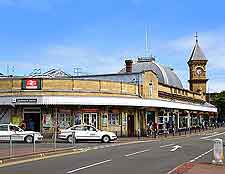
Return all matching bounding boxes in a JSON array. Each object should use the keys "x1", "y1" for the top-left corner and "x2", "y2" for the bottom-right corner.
[
  {"x1": 0, "y1": 123, "x2": 43, "y2": 143},
  {"x1": 58, "y1": 125, "x2": 117, "y2": 143}
]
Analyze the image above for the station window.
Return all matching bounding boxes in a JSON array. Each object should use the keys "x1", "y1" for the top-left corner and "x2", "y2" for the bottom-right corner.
[
  {"x1": 108, "y1": 113, "x2": 119, "y2": 125},
  {"x1": 149, "y1": 81, "x2": 153, "y2": 97}
]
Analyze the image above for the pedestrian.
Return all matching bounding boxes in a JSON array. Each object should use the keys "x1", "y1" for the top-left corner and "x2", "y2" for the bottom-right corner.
[
  {"x1": 166, "y1": 122, "x2": 170, "y2": 134},
  {"x1": 153, "y1": 122, "x2": 158, "y2": 138},
  {"x1": 28, "y1": 119, "x2": 35, "y2": 131},
  {"x1": 19, "y1": 120, "x2": 26, "y2": 130},
  {"x1": 171, "y1": 121, "x2": 175, "y2": 135}
]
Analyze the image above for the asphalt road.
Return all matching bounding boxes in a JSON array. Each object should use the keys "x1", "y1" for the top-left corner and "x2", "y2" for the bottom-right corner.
[{"x1": 0, "y1": 129, "x2": 224, "y2": 174}]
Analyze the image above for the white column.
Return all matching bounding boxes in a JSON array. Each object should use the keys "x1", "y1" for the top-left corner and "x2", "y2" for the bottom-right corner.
[
  {"x1": 155, "y1": 111, "x2": 158, "y2": 123},
  {"x1": 177, "y1": 111, "x2": 180, "y2": 129},
  {"x1": 187, "y1": 111, "x2": 191, "y2": 128}
]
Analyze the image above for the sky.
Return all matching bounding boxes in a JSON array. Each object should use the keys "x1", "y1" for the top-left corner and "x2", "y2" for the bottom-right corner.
[{"x1": 0, "y1": 0, "x2": 225, "y2": 92}]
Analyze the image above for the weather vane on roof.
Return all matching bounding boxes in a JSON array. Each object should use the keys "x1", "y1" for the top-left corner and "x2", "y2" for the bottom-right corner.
[{"x1": 194, "y1": 32, "x2": 198, "y2": 43}]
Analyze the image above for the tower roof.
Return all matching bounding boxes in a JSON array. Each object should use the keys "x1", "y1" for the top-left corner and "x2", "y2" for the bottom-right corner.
[{"x1": 188, "y1": 40, "x2": 207, "y2": 62}]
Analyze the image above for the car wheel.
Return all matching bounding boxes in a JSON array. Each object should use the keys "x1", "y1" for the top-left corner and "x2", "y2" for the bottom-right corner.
[
  {"x1": 25, "y1": 135, "x2": 33, "y2": 143},
  {"x1": 67, "y1": 135, "x2": 76, "y2": 143},
  {"x1": 102, "y1": 135, "x2": 110, "y2": 143}
]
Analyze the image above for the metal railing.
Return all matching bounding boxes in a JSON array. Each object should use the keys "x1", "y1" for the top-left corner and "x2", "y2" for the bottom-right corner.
[{"x1": 0, "y1": 123, "x2": 224, "y2": 160}]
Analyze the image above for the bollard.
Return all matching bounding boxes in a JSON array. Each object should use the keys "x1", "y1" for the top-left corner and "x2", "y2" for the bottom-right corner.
[
  {"x1": 72, "y1": 131, "x2": 76, "y2": 147},
  {"x1": 185, "y1": 128, "x2": 187, "y2": 135},
  {"x1": 33, "y1": 133, "x2": 36, "y2": 153},
  {"x1": 137, "y1": 129, "x2": 141, "y2": 140},
  {"x1": 54, "y1": 127, "x2": 57, "y2": 150},
  {"x1": 179, "y1": 129, "x2": 181, "y2": 136},
  {"x1": 154, "y1": 131, "x2": 156, "y2": 138},
  {"x1": 9, "y1": 135, "x2": 13, "y2": 157},
  {"x1": 189, "y1": 127, "x2": 192, "y2": 134},
  {"x1": 212, "y1": 138, "x2": 224, "y2": 165},
  {"x1": 195, "y1": 127, "x2": 196, "y2": 133}
]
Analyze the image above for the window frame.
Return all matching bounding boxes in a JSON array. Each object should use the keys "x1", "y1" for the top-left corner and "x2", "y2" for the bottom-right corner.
[{"x1": 0, "y1": 125, "x2": 9, "y2": 131}]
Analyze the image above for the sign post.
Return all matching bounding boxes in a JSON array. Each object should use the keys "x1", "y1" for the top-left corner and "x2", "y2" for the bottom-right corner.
[{"x1": 212, "y1": 138, "x2": 224, "y2": 165}]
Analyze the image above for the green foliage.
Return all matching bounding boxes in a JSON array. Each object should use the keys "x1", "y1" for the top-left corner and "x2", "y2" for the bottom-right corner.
[{"x1": 214, "y1": 91, "x2": 225, "y2": 118}]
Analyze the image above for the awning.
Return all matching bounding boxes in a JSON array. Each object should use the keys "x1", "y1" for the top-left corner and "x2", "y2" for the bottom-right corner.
[{"x1": 0, "y1": 96, "x2": 217, "y2": 113}]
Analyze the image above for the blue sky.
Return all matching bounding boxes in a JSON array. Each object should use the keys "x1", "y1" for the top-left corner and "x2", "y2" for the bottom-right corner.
[{"x1": 0, "y1": 0, "x2": 225, "y2": 92}]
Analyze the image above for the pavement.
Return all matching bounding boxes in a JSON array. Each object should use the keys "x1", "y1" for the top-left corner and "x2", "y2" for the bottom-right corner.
[
  {"x1": 169, "y1": 162, "x2": 225, "y2": 174},
  {"x1": 0, "y1": 128, "x2": 224, "y2": 174}
]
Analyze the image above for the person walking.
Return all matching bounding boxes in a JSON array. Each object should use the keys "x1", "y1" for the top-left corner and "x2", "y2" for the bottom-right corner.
[{"x1": 19, "y1": 120, "x2": 26, "y2": 130}]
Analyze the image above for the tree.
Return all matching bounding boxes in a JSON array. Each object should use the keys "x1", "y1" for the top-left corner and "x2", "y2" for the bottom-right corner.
[{"x1": 214, "y1": 91, "x2": 225, "y2": 120}]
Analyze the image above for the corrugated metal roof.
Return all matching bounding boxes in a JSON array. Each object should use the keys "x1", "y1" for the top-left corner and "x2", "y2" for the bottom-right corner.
[{"x1": 74, "y1": 73, "x2": 143, "y2": 84}]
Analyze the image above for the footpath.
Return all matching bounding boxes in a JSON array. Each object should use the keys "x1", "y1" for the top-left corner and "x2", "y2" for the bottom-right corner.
[{"x1": 169, "y1": 162, "x2": 225, "y2": 174}]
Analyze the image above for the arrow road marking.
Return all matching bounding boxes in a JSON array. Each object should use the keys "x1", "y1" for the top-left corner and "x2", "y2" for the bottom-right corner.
[
  {"x1": 67, "y1": 159, "x2": 112, "y2": 174},
  {"x1": 170, "y1": 145, "x2": 182, "y2": 152}
]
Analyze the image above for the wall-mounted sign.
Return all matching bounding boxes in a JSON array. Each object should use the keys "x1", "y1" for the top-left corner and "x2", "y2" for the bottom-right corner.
[
  {"x1": 22, "y1": 79, "x2": 42, "y2": 90},
  {"x1": 12, "y1": 98, "x2": 37, "y2": 103}
]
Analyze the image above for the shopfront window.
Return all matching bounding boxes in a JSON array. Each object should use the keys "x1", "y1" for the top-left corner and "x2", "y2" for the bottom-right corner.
[
  {"x1": 74, "y1": 112, "x2": 82, "y2": 125},
  {"x1": 146, "y1": 111, "x2": 155, "y2": 125},
  {"x1": 58, "y1": 111, "x2": 72, "y2": 129},
  {"x1": 108, "y1": 113, "x2": 119, "y2": 125},
  {"x1": 42, "y1": 114, "x2": 52, "y2": 128},
  {"x1": 102, "y1": 114, "x2": 108, "y2": 127}
]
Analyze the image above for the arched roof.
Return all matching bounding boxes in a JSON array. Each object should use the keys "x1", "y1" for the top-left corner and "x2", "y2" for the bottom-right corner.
[{"x1": 120, "y1": 58, "x2": 183, "y2": 89}]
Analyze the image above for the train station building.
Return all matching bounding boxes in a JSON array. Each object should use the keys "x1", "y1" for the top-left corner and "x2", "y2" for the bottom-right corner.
[{"x1": 0, "y1": 39, "x2": 217, "y2": 136}]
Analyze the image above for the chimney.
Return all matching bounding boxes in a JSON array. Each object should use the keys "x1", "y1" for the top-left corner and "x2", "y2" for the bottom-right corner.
[{"x1": 125, "y1": 59, "x2": 133, "y2": 73}]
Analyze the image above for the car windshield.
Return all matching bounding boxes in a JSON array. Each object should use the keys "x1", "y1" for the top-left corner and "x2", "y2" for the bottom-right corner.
[{"x1": 9, "y1": 125, "x2": 23, "y2": 132}]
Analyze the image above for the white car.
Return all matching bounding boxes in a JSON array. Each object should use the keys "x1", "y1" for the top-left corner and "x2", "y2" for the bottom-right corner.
[
  {"x1": 58, "y1": 125, "x2": 117, "y2": 143},
  {"x1": 0, "y1": 123, "x2": 43, "y2": 143}
]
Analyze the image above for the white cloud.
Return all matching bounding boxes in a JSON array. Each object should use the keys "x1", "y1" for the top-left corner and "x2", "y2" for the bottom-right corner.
[
  {"x1": 167, "y1": 29, "x2": 225, "y2": 70},
  {"x1": 0, "y1": 44, "x2": 126, "y2": 76},
  {"x1": 164, "y1": 28, "x2": 225, "y2": 92}
]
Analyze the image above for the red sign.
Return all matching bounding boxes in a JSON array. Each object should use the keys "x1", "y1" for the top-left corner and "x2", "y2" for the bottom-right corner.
[
  {"x1": 22, "y1": 79, "x2": 42, "y2": 90},
  {"x1": 26, "y1": 79, "x2": 38, "y2": 89}
]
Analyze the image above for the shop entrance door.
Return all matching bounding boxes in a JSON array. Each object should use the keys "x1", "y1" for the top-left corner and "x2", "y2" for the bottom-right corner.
[
  {"x1": 23, "y1": 108, "x2": 41, "y2": 132},
  {"x1": 127, "y1": 115, "x2": 134, "y2": 137},
  {"x1": 83, "y1": 113, "x2": 98, "y2": 128}
]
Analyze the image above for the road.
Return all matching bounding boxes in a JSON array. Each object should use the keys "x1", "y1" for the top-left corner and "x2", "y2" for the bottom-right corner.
[{"x1": 0, "y1": 129, "x2": 224, "y2": 174}]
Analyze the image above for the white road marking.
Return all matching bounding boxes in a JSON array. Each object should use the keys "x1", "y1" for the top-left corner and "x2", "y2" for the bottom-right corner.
[
  {"x1": 160, "y1": 144, "x2": 174, "y2": 148},
  {"x1": 170, "y1": 145, "x2": 182, "y2": 152},
  {"x1": 200, "y1": 132, "x2": 225, "y2": 140},
  {"x1": 189, "y1": 148, "x2": 213, "y2": 162},
  {"x1": 124, "y1": 149, "x2": 151, "y2": 157},
  {"x1": 67, "y1": 159, "x2": 112, "y2": 174},
  {"x1": 167, "y1": 148, "x2": 214, "y2": 174}
]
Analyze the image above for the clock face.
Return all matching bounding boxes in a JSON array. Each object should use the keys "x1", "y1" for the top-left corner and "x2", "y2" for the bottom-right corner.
[{"x1": 196, "y1": 67, "x2": 203, "y2": 76}]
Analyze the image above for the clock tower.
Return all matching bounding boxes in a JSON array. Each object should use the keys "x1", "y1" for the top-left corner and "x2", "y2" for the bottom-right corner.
[{"x1": 188, "y1": 34, "x2": 208, "y2": 96}]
